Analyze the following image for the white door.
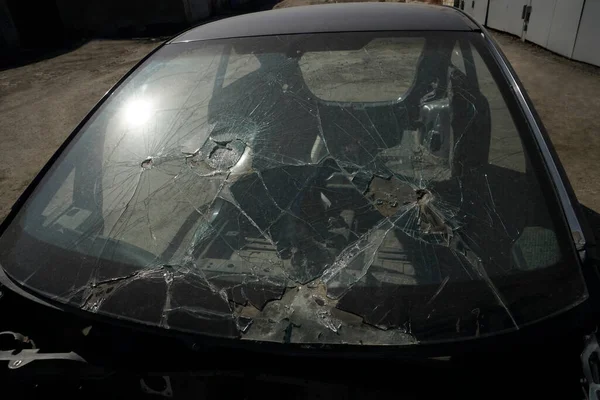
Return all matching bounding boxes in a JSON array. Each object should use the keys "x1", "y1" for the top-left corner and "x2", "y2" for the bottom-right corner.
[
  {"x1": 463, "y1": 0, "x2": 489, "y2": 25},
  {"x1": 572, "y1": 0, "x2": 600, "y2": 67},
  {"x1": 487, "y1": 0, "x2": 529, "y2": 37},
  {"x1": 486, "y1": 0, "x2": 509, "y2": 31},
  {"x1": 546, "y1": 0, "x2": 585, "y2": 58},
  {"x1": 473, "y1": 0, "x2": 490, "y2": 25},
  {"x1": 525, "y1": 0, "x2": 556, "y2": 48}
]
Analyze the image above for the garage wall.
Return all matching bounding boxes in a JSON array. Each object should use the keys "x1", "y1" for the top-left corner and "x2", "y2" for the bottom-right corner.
[
  {"x1": 472, "y1": 0, "x2": 489, "y2": 24},
  {"x1": 487, "y1": 0, "x2": 528, "y2": 37},
  {"x1": 463, "y1": 0, "x2": 489, "y2": 25},
  {"x1": 475, "y1": 0, "x2": 600, "y2": 67},
  {"x1": 545, "y1": 0, "x2": 585, "y2": 58},
  {"x1": 572, "y1": 0, "x2": 600, "y2": 66},
  {"x1": 522, "y1": 0, "x2": 585, "y2": 58},
  {"x1": 486, "y1": 0, "x2": 509, "y2": 32},
  {"x1": 525, "y1": 0, "x2": 555, "y2": 48}
]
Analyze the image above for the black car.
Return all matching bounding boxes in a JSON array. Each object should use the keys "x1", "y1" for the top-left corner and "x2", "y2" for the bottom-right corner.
[{"x1": 2, "y1": 3, "x2": 600, "y2": 399}]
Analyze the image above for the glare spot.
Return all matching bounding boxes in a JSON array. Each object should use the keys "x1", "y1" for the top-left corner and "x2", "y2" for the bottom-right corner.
[{"x1": 125, "y1": 99, "x2": 152, "y2": 126}]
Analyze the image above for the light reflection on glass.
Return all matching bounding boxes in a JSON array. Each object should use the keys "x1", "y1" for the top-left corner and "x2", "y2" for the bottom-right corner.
[{"x1": 124, "y1": 99, "x2": 152, "y2": 127}]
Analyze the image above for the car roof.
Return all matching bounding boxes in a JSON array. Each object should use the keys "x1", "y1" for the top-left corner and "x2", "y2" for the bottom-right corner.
[{"x1": 170, "y1": 3, "x2": 479, "y2": 43}]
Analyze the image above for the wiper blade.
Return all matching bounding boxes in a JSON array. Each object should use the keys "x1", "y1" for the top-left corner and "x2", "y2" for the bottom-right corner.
[
  {"x1": 0, "y1": 348, "x2": 86, "y2": 369},
  {"x1": 0, "y1": 330, "x2": 85, "y2": 369}
]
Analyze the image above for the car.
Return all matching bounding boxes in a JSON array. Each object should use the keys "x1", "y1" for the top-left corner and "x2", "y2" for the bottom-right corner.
[{"x1": 1, "y1": 3, "x2": 599, "y2": 399}]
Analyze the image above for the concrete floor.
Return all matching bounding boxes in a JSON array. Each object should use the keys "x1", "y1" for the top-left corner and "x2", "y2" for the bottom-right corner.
[
  {"x1": 0, "y1": 31, "x2": 599, "y2": 222},
  {"x1": 492, "y1": 33, "x2": 600, "y2": 214},
  {"x1": 0, "y1": 39, "x2": 162, "y2": 221}
]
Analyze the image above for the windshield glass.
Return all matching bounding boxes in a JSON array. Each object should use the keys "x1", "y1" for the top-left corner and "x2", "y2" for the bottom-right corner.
[{"x1": 0, "y1": 32, "x2": 586, "y2": 345}]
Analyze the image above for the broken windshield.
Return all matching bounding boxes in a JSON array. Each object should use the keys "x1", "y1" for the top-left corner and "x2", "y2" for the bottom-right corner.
[{"x1": 0, "y1": 32, "x2": 586, "y2": 345}]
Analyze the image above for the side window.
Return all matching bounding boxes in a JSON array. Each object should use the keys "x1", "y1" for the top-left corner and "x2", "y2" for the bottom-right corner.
[
  {"x1": 222, "y1": 48, "x2": 261, "y2": 88},
  {"x1": 471, "y1": 44, "x2": 526, "y2": 173}
]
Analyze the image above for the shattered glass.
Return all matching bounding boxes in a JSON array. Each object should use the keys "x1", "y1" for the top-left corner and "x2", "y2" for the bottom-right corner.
[{"x1": 0, "y1": 32, "x2": 586, "y2": 345}]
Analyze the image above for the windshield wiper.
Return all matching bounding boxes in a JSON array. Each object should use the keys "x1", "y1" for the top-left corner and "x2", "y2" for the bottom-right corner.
[{"x1": 0, "y1": 330, "x2": 86, "y2": 369}]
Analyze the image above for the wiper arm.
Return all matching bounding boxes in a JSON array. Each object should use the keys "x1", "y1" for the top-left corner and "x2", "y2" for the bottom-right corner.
[
  {"x1": 0, "y1": 330, "x2": 85, "y2": 369},
  {"x1": 0, "y1": 348, "x2": 86, "y2": 369}
]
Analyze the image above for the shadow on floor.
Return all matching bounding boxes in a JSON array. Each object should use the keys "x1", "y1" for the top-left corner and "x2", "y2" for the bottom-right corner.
[{"x1": 0, "y1": 39, "x2": 89, "y2": 72}]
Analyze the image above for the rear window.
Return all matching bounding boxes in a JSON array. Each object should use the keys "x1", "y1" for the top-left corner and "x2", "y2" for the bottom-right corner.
[
  {"x1": 222, "y1": 47, "x2": 261, "y2": 88},
  {"x1": 300, "y1": 37, "x2": 424, "y2": 102},
  {"x1": 0, "y1": 32, "x2": 585, "y2": 346}
]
